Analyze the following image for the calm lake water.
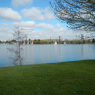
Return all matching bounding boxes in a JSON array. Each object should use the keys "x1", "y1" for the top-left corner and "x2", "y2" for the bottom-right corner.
[{"x1": 0, "y1": 44, "x2": 95, "y2": 67}]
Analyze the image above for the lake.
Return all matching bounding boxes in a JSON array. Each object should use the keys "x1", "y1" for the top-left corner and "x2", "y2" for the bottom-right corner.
[{"x1": 0, "y1": 44, "x2": 95, "y2": 67}]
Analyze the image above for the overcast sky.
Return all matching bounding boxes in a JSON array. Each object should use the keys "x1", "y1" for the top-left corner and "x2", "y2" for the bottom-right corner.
[{"x1": 0, "y1": 0, "x2": 83, "y2": 41}]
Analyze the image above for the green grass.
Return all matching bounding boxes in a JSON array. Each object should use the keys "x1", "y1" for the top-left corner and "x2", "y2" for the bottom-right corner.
[{"x1": 0, "y1": 60, "x2": 95, "y2": 95}]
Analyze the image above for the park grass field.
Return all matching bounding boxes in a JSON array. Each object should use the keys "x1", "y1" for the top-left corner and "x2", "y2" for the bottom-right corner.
[{"x1": 0, "y1": 60, "x2": 95, "y2": 95}]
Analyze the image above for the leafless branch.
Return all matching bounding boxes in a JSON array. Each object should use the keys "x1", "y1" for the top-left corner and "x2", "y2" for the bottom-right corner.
[
  {"x1": 7, "y1": 26, "x2": 25, "y2": 66},
  {"x1": 50, "y1": 0, "x2": 95, "y2": 32}
]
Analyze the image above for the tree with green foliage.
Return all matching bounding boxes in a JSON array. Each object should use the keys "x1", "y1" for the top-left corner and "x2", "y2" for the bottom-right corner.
[
  {"x1": 29, "y1": 39, "x2": 30, "y2": 44},
  {"x1": 40, "y1": 40, "x2": 49, "y2": 44},
  {"x1": 92, "y1": 38, "x2": 95, "y2": 43}
]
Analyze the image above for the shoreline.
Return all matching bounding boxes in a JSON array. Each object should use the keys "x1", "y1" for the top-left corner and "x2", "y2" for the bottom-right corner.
[{"x1": 0, "y1": 59, "x2": 95, "y2": 68}]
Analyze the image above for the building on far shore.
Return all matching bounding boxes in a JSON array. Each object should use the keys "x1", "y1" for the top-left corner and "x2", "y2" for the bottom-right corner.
[
  {"x1": 50, "y1": 36, "x2": 53, "y2": 40},
  {"x1": 44, "y1": 39, "x2": 58, "y2": 43},
  {"x1": 8, "y1": 36, "x2": 13, "y2": 41},
  {"x1": 81, "y1": 34, "x2": 86, "y2": 40},
  {"x1": 59, "y1": 36, "x2": 63, "y2": 42}
]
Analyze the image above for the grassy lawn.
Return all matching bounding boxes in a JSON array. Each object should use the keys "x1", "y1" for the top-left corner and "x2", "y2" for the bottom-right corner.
[{"x1": 0, "y1": 60, "x2": 95, "y2": 95}]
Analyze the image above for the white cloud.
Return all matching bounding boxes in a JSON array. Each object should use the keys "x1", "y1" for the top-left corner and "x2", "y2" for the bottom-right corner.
[
  {"x1": 0, "y1": 22, "x2": 81, "y2": 40},
  {"x1": 21, "y1": 7, "x2": 44, "y2": 21},
  {"x1": 37, "y1": 23, "x2": 54, "y2": 30},
  {"x1": 13, "y1": 22, "x2": 55, "y2": 36},
  {"x1": 13, "y1": 21, "x2": 35, "y2": 27},
  {"x1": 21, "y1": 26, "x2": 79, "y2": 40},
  {"x1": 21, "y1": 7, "x2": 55, "y2": 21},
  {"x1": 12, "y1": 0, "x2": 33, "y2": 7},
  {"x1": 0, "y1": 23, "x2": 8, "y2": 27},
  {"x1": 13, "y1": 21, "x2": 54, "y2": 30},
  {"x1": 56, "y1": 23, "x2": 61, "y2": 27},
  {"x1": 0, "y1": 25, "x2": 13, "y2": 40},
  {"x1": 0, "y1": 27, "x2": 9, "y2": 32},
  {"x1": 43, "y1": 7, "x2": 55, "y2": 21},
  {"x1": 40, "y1": 28, "x2": 80, "y2": 40},
  {"x1": 13, "y1": 21, "x2": 36, "y2": 30},
  {"x1": 0, "y1": 8, "x2": 22, "y2": 22}
]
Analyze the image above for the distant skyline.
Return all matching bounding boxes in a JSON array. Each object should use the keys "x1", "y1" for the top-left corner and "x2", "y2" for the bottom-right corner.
[{"x1": 0, "y1": 0, "x2": 85, "y2": 40}]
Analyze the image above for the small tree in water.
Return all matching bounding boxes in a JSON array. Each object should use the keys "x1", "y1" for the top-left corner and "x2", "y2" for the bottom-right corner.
[{"x1": 8, "y1": 26, "x2": 25, "y2": 66}]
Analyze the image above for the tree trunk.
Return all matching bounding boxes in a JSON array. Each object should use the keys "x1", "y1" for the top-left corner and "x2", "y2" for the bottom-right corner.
[{"x1": 19, "y1": 42, "x2": 22, "y2": 66}]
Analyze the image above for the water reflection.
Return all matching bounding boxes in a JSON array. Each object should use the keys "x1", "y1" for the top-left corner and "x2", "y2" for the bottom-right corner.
[{"x1": 0, "y1": 44, "x2": 95, "y2": 67}]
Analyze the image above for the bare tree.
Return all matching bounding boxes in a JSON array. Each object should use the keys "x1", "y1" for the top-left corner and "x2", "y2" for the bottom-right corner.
[
  {"x1": 7, "y1": 26, "x2": 25, "y2": 66},
  {"x1": 50, "y1": 0, "x2": 95, "y2": 32}
]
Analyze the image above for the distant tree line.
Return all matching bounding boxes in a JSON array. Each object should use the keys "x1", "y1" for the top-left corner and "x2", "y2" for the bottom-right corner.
[
  {"x1": 65, "y1": 39, "x2": 95, "y2": 44},
  {"x1": 30, "y1": 39, "x2": 95, "y2": 44},
  {"x1": 0, "y1": 38, "x2": 95, "y2": 44}
]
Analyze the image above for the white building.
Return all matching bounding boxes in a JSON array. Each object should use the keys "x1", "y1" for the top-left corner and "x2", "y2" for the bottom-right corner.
[
  {"x1": 50, "y1": 36, "x2": 53, "y2": 39},
  {"x1": 8, "y1": 36, "x2": 13, "y2": 41},
  {"x1": 59, "y1": 36, "x2": 63, "y2": 42},
  {"x1": 81, "y1": 34, "x2": 86, "y2": 40}
]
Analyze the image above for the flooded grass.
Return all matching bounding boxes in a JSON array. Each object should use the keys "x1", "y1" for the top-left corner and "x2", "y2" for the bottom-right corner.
[{"x1": 0, "y1": 60, "x2": 95, "y2": 95}]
